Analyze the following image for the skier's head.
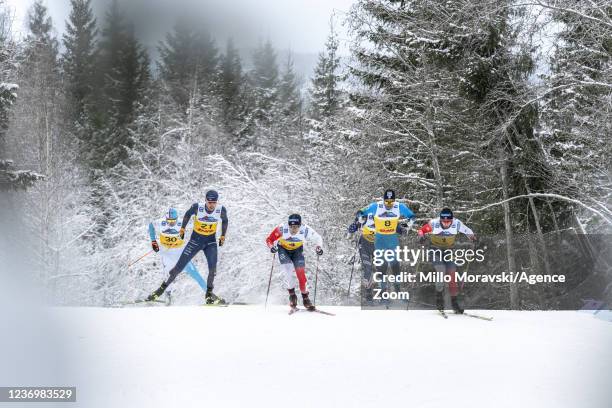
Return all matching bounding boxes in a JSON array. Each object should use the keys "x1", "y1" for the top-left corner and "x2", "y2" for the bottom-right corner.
[
  {"x1": 166, "y1": 207, "x2": 178, "y2": 226},
  {"x1": 439, "y1": 208, "x2": 453, "y2": 229},
  {"x1": 205, "y1": 190, "x2": 219, "y2": 210},
  {"x1": 383, "y1": 189, "x2": 396, "y2": 208},
  {"x1": 288, "y1": 213, "x2": 302, "y2": 233}
]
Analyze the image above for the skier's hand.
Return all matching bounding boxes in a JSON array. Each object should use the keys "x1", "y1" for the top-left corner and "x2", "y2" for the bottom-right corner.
[
  {"x1": 218, "y1": 235, "x2": 225, "y2": 246},
  {"x1": 468, "y1": 234, "x2": 476, "y2": 242},
  {"x1": 348, "y1": 222, "x2": 359, "y2": 234},
  {"x1": 316, "y1": 246, "x2": 323, "y2": 256},
  {"x1": 179, "y1": 227, "x2": 185, "y2": 239},
  {"x1": 270, "y1": 245, "x2": 278, "y2": 254},
  {"x1": 151, "y1": 240, "x2": 160, "y2": 252}
]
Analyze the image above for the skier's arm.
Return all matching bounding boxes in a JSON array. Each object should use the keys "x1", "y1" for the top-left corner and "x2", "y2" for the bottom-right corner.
[
  {"x1": 148, "y1": 222, "x2": 157, "y2": 241},
  {"x1": 357, "y1": 202, "x2": 377, "y2": 218},
  {"x1": 148, "y1": 221, "x2": 159, "y2": 252},
  {"x1": 348, "y1": 211, "x2": 366, "y2": 233},
  {"x1": 457, "y1": 220, "x2": 476, "y2": 240},
  {"x1": 178, "y1": 203, "x2": 198, "y2": 239},
  {"x1": 220, "y1": 206, "x2": 228, "y2": 236},
  {"x1": 181, "y1": 203, "x2": 198, "y2": 227},
  {"x1": 304, "y1": 225, "x2": 323, "y2": 248},
  {"x1": 417, "y1": 221, "x2": 433, "y2": 237},
  {"x1": 304, "y1": 225, "x2": 324, "y2": 255},
  {"x1": 399, "y1": 203, "x2": 415, "y2": 220},
  {"x1": 266, "y1": 226, "x2": 282, "y2": 248}
]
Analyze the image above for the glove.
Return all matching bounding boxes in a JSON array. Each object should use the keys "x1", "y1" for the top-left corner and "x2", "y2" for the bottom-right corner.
[
  {"x1": 218, "y1": 235, "x2": 225, "y2": 246},
  {"x1": 270, "y1": 245, "x2": 278, "y2": 254},
  {"x1": 348, "y1": 222, "x2": 359, "y2": 233},
  {"x1": 398, "y1": 222, "x2": 408, "y2": 235},
  {"x1": 151, "y1": 240, "x2": 159, "y2": 252},
  {"x1": 179, "y1": 228, "x2": 185, "y2": 239},
  {"x1": 316, "y1": 246, "x2": 323, "y2": 256}
]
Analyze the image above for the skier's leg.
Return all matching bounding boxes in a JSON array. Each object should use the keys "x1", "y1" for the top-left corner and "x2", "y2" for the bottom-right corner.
[
  {"x1": 292, "y1": 249, "x2": 308, "y2": 295},
  {"x1": 184, "y1": 261, "x2": 207, "y2": 291},
  {"x1": 160, "y1": 249, "x2": 180, "y2": 276},
  {"x1": 360, "y1": 238, "x2": 375, "y2": 301},
  {"x1": 433, "y1": 261, "x2": 446, "y2": 311},
  {"x1": 164, "y1": 239, "x2": 201, "y2": 286},
  {"x1": 291, "y1": 248, "x2": 313, "y2": 310},
  {"x1": 279, "y1": 247, "x2": 297, "y2": 290},
  {"x1": 446, "y1": 263, "x2": 458, "y2": 297},
  {"x1": 446, "y1": 262, "x2": 463, "y2": 313},
  {"x1": 149, "y1": 239, "x2": 202, "y2": 299},
  {"x1": 390, "y1": 259, "x2": 401, "y2": 292},
  {"x1": 202, "y1": 241, "x2": 218, "y2": 290}
]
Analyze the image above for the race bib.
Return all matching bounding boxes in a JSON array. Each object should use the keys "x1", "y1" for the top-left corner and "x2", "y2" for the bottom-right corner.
[
  {"x1": 160, "y1": 234, "x2": 183, "y2": 248},
  {"x1": 374, "y1": 216, "x2": 398, "y2": 235},
  {"x1": 193, "y1": 218, "x2": 218, "y2": 236}
]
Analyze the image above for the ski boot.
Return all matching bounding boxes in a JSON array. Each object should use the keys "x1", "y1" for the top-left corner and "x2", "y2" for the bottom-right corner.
[
  {"x1": 288, "y1": 288, "x2": 298, "y2": 309},
  {"x1": 146, "y1": 282, "x2": 168, "y2": 301},
  {"x1": 436, "y1": 291, "x2": 444, "y2": 312},
  {"x1": 205, "y1": 289, "x2": 226, "y2": 305},
  {"x1": 451, "y1": 296, "x2": 464, "y2": 314},
  {"x1": 302, "y1": 293, "x2": 316, "y2": 311}
]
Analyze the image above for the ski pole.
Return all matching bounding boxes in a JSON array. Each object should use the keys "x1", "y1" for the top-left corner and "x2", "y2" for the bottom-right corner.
[
  {"x1": 265, "y1": 253, "x2": 276, "y2": 309},
  {"x1": 314, "y1": 254, "x2": 320, "y2": 306},
  {"x1": 346, "y1": 237, "x2": 360, "y2": 303},
  {"x1": 128, "y1": 250, "x2": 153, "y2": 268}
]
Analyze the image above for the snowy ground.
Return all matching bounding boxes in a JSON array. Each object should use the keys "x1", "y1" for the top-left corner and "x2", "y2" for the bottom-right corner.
[{"x1": 5, "y1": 306, "x2": 612, "y2": 408}]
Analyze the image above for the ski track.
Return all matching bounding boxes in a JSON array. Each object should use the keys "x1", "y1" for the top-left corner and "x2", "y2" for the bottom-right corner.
[{"x1": 46, "y1": 306, "x2": 611, "y2": 408}]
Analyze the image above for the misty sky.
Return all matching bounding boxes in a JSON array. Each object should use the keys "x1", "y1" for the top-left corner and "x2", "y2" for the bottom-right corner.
[{"x1": 7, "y1": 0, "x2": 356, "y2": 55}]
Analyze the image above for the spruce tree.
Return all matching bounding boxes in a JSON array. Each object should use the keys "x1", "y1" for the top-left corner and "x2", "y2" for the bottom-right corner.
[
  {"x1": 62, "y1": 0, "x2": 97, "y2": 124},
  {"x1": 218, "y1": 37, "x2": 246, "y2": 135},
  {"x1": 158, "y1": 17, "x2": 219, "y2": 109},
  {"x1": 309, "y1": 21, "x2": 343, "y2": 120},
  {"x1": 278, "y1": 53, "x2": 302, "y2": 122},
  {"x1": 90, "y1": 0, "x2": 150, "y2": 169},
  {"x1": 250, "y1": 39, "x2": 280, "y2": 126}
]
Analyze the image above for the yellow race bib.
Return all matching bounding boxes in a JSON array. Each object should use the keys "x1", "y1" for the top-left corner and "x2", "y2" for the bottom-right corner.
[
  {"x1": 160, "y1": 234, "x2": 183, "y2": 248},
  {"x1": 279, "y1": 239, "x2": 303, "y2": 250},
  {"x1": 431, "y1": 235, "x2": 456, "y2": 248},
  {"x1": 193, "y1": 218, "x2": 218, "y2": 235},
  {"x1": 374, "y1": 216, "x2": 398, "y2": 235}
]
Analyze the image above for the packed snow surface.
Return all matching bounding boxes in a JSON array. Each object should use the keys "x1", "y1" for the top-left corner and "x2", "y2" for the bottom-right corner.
[{"x1": 13, "y1": 306, "x2": 612, "y2": 407}]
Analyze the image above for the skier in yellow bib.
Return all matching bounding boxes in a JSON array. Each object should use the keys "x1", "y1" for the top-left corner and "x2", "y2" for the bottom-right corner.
[{"x1": 147, "y1": 190, "x2": 228, "y2": 305}]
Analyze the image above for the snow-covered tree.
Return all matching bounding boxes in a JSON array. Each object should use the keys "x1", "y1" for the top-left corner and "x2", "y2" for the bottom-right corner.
[
  {"x1": 278, "y1": 52, "x2": 302, "y2": 122},
  {"x1": 158, "y1": 17, "x2": 219, "y2": 109},
  {"x1": 62, "y1": 0, "x2": 97, "y2": 125},
  {"x1": 309, "y1": 19, "x2": 344, "y2": 120},
  {"x1": 88, "y1": 0, "x2": 150, "y2": 170},
  {"x1": 249, "y1": 39, "x2": 280, "y2": 128},
  {"x1": 218, "y1": 37, "x2": 248, "y2": 138},
  {"x1": 541, "y1": 0, "x2": 612, "y2": 232}
]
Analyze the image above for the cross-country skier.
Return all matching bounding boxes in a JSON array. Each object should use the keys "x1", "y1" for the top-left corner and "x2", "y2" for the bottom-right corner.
[
  {"x1": 148, "y1": 208, "x2": 208, "y2": 294},
  {"x1": 417, "y1": 208, "x2": 476, "y2": 314},
  {"x1": 357, "y1": 189, "x2": 415, "y2": 300},
  {"x1": 147, "y1": 190, "x2": 228, "y2": 305},
  {"x1": 347, "y1": 212, "x2": 376, "y2": 301},
  {"x1": 265, "y1": 214, "x2": 323, "y2": 311}
]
